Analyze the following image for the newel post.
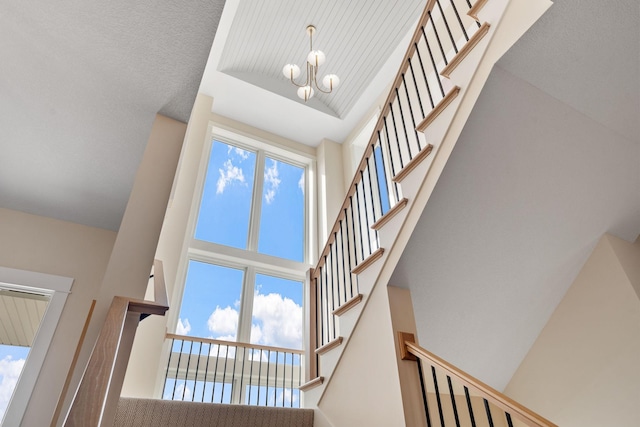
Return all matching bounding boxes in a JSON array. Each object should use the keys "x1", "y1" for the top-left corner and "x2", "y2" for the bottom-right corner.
[{"x1": 304, "y1": 268, "x2": 318, "y2": 382}]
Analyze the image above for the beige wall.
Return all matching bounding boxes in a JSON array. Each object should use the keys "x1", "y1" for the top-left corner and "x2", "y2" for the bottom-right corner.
[
  {"x1": 504, "y1": 234, "x2": 640, "y2": 427},
  {"x1": 123, "y1": 95, "x2": 213, "y2": 398},
  {"x1": 0, "y1": 113, "x2": 187, "y2": 426},
  {"x1": 0, "y1": 208, "x2": 116, "y2": 426},
  {"x1": 316, "y1": 138, "x2": 345, "y2": 246}
]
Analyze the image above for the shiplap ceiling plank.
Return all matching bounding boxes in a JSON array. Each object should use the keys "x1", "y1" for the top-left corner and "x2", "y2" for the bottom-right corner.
[
  {"x1": 218, "y1": 0, "x2": 425, "y2": 118},
  {"x1": 0, "y1": 291, "x2": 49, "y2": 347}
]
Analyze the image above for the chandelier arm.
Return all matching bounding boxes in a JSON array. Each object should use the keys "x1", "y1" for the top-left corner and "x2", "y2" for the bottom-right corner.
[{"x1": 313, "y1": 69, "x2": 333, "y2": 94}]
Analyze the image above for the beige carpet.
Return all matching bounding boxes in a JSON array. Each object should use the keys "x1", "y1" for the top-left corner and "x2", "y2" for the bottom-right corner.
[{"x1": 114, "y1": 398, "x2": 314, "y2": 427}]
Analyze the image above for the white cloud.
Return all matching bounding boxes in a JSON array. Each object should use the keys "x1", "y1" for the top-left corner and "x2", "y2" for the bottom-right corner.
[
  {"x1": 216, "y1": 159, "x2": 245, "y2": 194},
  {"x1": 264, "y1": 160, "x2": 281, "y2": 204},
  {"x1": 250, "y1": 291, "x2": 302, "y2": 349},
  {"x1": 268, "y1": 388, "x2": 298, "y2": 407},
  {"x1": 209, "y1": 343, "x2": 236, "y2": 359},
  {"x1": 176, "y1": 318, "x2": 191, "y2": 335},
  {"x1": 173, "y1": 382, "x2": 192, "y2": 401},
  {"x1": 298, "y1": 172, "x2": 305, "y2": 193},
  {"x1": 0, "y1": 355, "x2": 25, "y2": 420},
  {"x1": 207, "y1": 306, "x2": 239, "y2": 337},
  {"x1": 248, "y1": 349, "x2": 269, "y2": 362},
  {"x1": 228, "y1": 146, "x2": 250, "y2": 160}
]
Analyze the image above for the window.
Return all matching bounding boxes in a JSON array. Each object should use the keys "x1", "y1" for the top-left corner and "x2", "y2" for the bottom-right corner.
[{"x1": 174, "y1": 126, "x2": 314, "y2": 349}]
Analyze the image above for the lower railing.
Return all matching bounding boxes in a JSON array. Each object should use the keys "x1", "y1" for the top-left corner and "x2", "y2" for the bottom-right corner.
[
  {"x1": 162, "y1": 334, "x2": 304, "y2": 408},
  {"x1": 398, "y1": 333, "x2": 557, "y2": 427},
  {"x1": 63, "y1": 260, "x2": 170, "y2": 427}
]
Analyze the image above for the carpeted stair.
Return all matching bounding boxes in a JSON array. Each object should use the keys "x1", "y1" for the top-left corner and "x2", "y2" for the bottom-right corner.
[{"x1": 114, "y1": 398, "x2": 314, "y2": 427}]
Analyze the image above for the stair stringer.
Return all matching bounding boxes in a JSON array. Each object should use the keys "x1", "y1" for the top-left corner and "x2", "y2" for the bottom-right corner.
[{"x1": 302, "y1": 0, "x2": 553, "y2": 424}]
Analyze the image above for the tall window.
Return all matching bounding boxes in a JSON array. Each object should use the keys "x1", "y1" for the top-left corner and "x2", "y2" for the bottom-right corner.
[{"x1": 174, "y1": 127, "x2": 314, "y2": 351}]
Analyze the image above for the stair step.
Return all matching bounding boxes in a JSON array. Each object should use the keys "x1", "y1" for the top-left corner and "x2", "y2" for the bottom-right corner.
[
  {"x1": 114, "y1": 398, "x2": 314, "y2": 427},
  {"x1": 351, "y1": 248, "x2": 385, "y2": 275},
  {"x1": 372, "y1": 198, "x2": 408, "y2": 231},
  {"x1": 468, "y1": 0, "x2": 488, "y2": 20},
  {"x1": 333, "y1": 294, "x2": 363, "y2": 316},
  {"x1": 315, "y1": 336, "x2": 344, "y2": 355},
  {"x1": 393, "y1": 144, "x2": 434, "y2": 183},
  {"x1": 440, "y1": 22, "x2": 491, "y2": 78},
  {"x1": 299, "y1": 376, "x2": 324, "y2": 392},
  {"x1": 416, "y1": 88, "x2": 460, "y2": 133}
]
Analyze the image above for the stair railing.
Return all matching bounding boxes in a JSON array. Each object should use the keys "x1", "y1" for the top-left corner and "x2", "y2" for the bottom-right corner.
[
  {"x1": 162, "y1": 333, "x2": 303, "y2": 407},
  {"x1": 398, "y1": 332, "x2": 558, "y2": 427},
  {"x1": 306, "y1": 0, "x2": 489, "y2": 381},
  {"x1": 62, "y1": 260, "x2": 170, "y2": 427}
]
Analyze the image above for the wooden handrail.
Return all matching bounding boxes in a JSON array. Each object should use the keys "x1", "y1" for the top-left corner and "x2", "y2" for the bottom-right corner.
[
  {"x1": 152, "y1": 259, "x2": 169, "y2": 308},
  {"x1": 165, "y1": 333, "x2": 304, "y2": 355},
  {"x1": 64, "y1": 260, "x2": 170, "y2": 426},
  {"x1": 50, "y1": 300, "x2": 96, "y2": 427},
  {"x1": 311, "y1": 0, "x2": 443, "y2": 277},
  {"x1": 399, "y1": 333, "x2": 558, "y2": 427}
]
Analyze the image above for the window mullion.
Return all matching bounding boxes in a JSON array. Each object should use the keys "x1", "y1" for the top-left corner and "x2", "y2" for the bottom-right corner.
[
  {"x1": 247, "y1": 150, "x2": 266, "y2": 252},
  {"x1": 237, "y1": 266, "x2": 256, "y2": 343}
]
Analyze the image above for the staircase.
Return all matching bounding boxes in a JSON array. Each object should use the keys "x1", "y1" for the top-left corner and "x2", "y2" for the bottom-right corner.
[
  {"x1": 298, "y1": 0, "x2": 555, "y2": 425},
  {"x1": 113, "y1": 399, "x2": 313, "y2": 427},
  {"x1": 59, "y1": 0, "x2": 556, "y2": 426}
]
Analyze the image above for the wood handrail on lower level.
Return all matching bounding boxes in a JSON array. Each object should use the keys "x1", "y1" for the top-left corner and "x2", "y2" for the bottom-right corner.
[
  {"x1": 398, "y1": 332, "x2": 558, "y2": 427},
  {"x1": 165, "y1": 333, "x2": 305, "y2": 355},
  {"x1": 63, "y1": 260, "x2": 170, "y2": 427}
]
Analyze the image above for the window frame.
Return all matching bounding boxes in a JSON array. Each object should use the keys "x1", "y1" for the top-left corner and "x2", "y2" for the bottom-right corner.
[{"x1": 170, "y1": 122, "x2": 315, "y2": 348}]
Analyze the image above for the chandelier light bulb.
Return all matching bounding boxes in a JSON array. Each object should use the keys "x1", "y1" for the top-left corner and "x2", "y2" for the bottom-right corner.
[
  {"x1": 322, "y1": 74, "x2": 340, "y2": 90},
  {"x1": 283, "y1": 25, "x2": 338, "y2": 102},
  {"x1": 297, "y1": 86, "x2": 315, "y2": 101},
  {"x1": 307, "y1": 50, "x2": 326, "y2": 67},
  {"x1": 282, "y1": 64, "x2": 301, "y2": 79}
]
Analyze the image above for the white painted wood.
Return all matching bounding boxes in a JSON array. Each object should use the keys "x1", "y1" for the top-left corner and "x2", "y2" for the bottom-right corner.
[{"x1": 0, "y1": 267, "x2": 73, "y2": 427}]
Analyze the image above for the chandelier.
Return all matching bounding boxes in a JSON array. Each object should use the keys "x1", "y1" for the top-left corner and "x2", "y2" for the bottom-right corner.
[{"x1": 282, "y1": 25, "x2": 340, "y2": 102}]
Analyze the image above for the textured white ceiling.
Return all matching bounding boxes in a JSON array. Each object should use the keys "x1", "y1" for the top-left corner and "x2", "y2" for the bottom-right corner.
[
  {"x1": 0, "y1": 0, "x2": 225, "y2": 230},
  {"x1": 200, "y1": 0, "x2": 422, "y2": 146},
  {"x1": 497, "y1": 0, "x2": 640, "y2": 142},
  {"x1": 391, "y1": 0, "x2": 640, "y2": 391}
]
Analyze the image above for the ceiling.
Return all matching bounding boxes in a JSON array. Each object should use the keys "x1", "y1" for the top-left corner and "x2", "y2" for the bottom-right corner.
[
  {"x1": 391, "y1": 0, "x2": 640, "y2": 391},
  {"x1": 0, "y1": 0, "x2": 225, "y2": 230},
  {"x1": 1, "y1": 0, "x2": 638, "y2": 395},
  {"x1": 200, "y1": 0, "x2": 425, "y2": 146},
  {"x1": 0, "y1": 289, "x2": 49, "y2": 347}
]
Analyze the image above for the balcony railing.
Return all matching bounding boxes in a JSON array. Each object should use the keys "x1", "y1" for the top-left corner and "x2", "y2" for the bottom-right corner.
[{"x1": 162, "y1": 334, "x2": 304, "y2": 408}]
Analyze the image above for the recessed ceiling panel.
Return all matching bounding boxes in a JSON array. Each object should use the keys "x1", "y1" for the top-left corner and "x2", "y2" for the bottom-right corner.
[{"x1": 218, "y1": 0, "x2": 424, "y2": 118}]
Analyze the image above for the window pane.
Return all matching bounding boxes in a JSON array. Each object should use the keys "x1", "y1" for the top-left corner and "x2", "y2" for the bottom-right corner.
[
  {"x1": 250, "y1": 274, "x2": 303, "y2": 350},
  {"x1": 0, "y1": 344, "x2": 29, "y2": 420},
  {"x1": 258, "y1": 158, "x2": 305, "y2": 261},
  {"x1": 195, "y1": 141, "x2": 256, "y2": 249},
  {"x1": 177, "y1": 260, "x2": 244, "y2": 341}
]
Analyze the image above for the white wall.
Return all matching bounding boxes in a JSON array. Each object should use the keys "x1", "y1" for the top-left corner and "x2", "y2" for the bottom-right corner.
[{"x1": 504, "y1": 234, "x2": 640, "y2": 426}]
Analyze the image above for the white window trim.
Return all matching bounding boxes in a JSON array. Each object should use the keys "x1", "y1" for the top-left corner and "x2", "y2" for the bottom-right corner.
[
  {"x1": 0, "y1": 266, "x2": 73, "y2": 427},
  {"x1": 167, "y1": 122, "x2": 315, "y2": 338}
]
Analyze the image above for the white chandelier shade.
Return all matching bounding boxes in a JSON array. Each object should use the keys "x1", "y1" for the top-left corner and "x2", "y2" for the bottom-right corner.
[{"x1": 282, "y1": 25, "x2": 340, "y2": 101}]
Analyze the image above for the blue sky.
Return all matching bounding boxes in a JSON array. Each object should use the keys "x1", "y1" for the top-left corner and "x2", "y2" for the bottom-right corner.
[
  {"x1": 195, "y1": 141, "x2": 305, "y2": 261},
  {"x1": 0, "y1": 344, "x2": 29, "y2": 421},
  {"x1": 177, "y1": 139, "x2": 305, "y2": 350}
]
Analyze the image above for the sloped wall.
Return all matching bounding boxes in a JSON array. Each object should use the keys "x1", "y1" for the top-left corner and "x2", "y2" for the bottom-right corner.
[{"x1": 504, "y1": 234, "x2": 640, "y2": 426}]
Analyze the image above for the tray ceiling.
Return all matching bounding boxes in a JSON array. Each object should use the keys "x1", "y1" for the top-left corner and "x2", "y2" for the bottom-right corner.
[{"x1": 218, "y1": 0, "x2": 424, "y2": 118}]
